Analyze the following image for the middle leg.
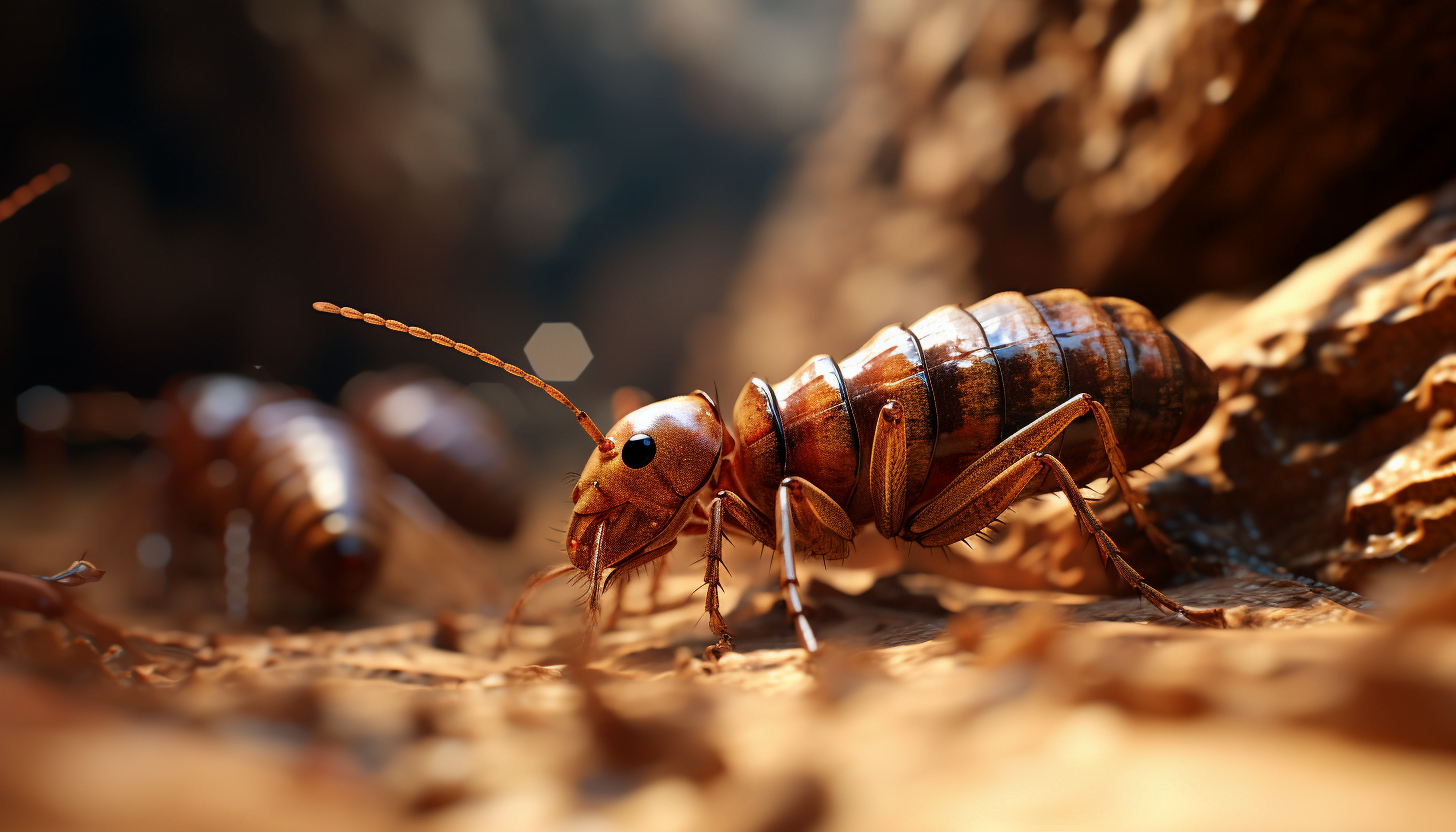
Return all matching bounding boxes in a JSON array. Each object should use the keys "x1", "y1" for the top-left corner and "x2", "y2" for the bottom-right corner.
[{"x1": 774, "y1": 476, "x2": 856, "y2": 654}]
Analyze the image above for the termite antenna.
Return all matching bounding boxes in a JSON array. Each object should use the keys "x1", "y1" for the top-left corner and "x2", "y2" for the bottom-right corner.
[
  {"x1": 0, "y1": 164, "x2": 71, "y2": 224},
  {"x1": 313, "y1": 301, "x2": 614, "y2": 454}
]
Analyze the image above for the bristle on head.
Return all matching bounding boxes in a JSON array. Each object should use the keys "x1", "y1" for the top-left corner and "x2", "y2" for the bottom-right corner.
[{"x1": 312, "y1": 301, "x2": 613, "y2": 453}]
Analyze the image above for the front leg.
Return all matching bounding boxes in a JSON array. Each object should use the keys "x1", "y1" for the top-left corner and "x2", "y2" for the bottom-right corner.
[{"x1": 701, "y1": 490, "x2": 772, "y2": 661}]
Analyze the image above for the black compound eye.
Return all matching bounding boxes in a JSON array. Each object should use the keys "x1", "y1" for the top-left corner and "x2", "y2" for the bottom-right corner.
[{"x1": 622, "y1": 433, "x2": 656, "y2": 468}]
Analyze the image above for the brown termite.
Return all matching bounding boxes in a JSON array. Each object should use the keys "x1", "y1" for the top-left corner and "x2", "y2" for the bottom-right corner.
[
  {"x1": 159, "y1": 375, "x2": 390, "y2": 608},
  {"x1": 341, "y1": 370, "x2": 524, "y2": 540},
  {"x1": 158, "y1": 372, "x2": 523, "y2": 610},
  {"x1": 313, "y1": 291, "x2": 1225, "y2": 657}
]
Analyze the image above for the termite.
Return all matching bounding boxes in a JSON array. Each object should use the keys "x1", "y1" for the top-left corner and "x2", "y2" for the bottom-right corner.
[
  {"x1": 159, "y1": 372, "x2": 523, "y2": 609},
  {"x1": 314, "y1": 290, "x2": 1224, "y2": 656},
  {"x1": 160, "y1": 375, "x2": 389, "y2": 608},
  {"x1": 341, "y1": 370, "x2": 523, "y2": 540}
]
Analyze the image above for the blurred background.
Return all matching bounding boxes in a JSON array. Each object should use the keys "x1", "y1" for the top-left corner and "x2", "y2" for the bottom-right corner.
[
  {"x1": 7, "y1": 4, "x2": 1456, "y2": 830},
  {"x1": 8, "y1": 0, "x2": 1456, "y2": 482},
  {"x1": 0, "y1": 0, "x2": 853, "y2": 476}
]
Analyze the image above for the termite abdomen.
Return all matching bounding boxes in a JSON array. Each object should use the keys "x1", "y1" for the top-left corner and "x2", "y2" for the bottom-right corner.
[
  {"x1": 227, "y1": 398, "x2": 388, "y2": 606},
  {"x1": 731, "y1": 289, "x2": 1217, "y2": 523},
  {"x1": 342, "y1": 370, "x2": 522, "y2": 540}
]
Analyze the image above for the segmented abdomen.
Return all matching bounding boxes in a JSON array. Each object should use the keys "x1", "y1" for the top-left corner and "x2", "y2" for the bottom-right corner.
[
  {"x1": 228, "y1": 399, "x2": 388, "y2": 605},
  {"x1": 730, "y1": 290, "x2": 1217, "y2": 525}
]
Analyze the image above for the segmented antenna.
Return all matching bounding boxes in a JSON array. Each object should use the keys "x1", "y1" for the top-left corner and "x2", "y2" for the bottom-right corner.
[
  {"x1": 0, "y1": 164, "x2": 70, "y2": 223},
  {"x1": 312, "y1": 301, "x2": 614, "y2": 453}
]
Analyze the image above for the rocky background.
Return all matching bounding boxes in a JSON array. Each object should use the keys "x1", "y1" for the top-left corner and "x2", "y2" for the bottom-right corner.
[
  {"x1": 6, "y1": 1, "x2": 1456, "y2": 830},
  {"x1": 693, "y1": 0, "x2": 1456, "y2": 386}
]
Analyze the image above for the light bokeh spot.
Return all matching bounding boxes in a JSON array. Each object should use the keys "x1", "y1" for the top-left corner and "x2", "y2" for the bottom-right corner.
[
  {"x1": 17, "y1": 385, "x2": 70, "y2": 432},
  {"x1": 136, "y1": 533, "x2": 172, "y2": 570},
  {"x1": 524, "y1": 322, "x2": 593, "y2": 382}
]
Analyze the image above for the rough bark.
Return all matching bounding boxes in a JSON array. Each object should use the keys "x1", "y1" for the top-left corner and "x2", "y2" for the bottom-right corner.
[
  {"x1": 696, "y1": 0, "x2": 1456, "y2": 387},
  {"x1": 1154, "y1": 180, "x2": 1456, "y2": 587}
]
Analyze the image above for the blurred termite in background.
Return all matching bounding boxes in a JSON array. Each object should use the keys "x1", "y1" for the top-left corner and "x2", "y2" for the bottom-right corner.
[
  {"x1": 153, "y1": 372, "x2": 523, "y2": 615},
  {"x1": 315, "y1": 293, "x2": 1222, "y2": 659},
  {"x1": 157, "y1": 375, "x2": 388, "y2": 612},
  {"x1": 341, "y1": 370, "x2": 522, "y2": 540}
]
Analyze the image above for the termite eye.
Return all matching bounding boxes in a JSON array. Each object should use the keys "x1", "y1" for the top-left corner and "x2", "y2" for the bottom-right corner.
[{"x1": 622, "y1": 433, "x2": 656, "y2": 468}]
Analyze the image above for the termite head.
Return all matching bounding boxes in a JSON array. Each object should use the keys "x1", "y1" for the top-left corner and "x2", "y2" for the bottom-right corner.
[
  {"x1": 310, "y1": 301, "x2": 728, "y2": 600},
  {"x1": 567, "y1": 392, "x2": 726, "y2": 575}
]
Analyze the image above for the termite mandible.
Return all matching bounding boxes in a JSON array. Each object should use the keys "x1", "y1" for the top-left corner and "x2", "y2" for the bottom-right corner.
[{"x1": 314, "y1": 290, "x2": 1225, "y2": 658}]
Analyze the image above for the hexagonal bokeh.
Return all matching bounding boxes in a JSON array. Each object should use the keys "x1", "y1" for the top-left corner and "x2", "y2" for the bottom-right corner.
[{"x1": 523, "y1": 322, "x2": 593, "y2": 382}]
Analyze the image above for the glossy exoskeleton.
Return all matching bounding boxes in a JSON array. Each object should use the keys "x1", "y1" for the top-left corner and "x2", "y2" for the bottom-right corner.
[
  {"x1": 315, "y1": 291, "x2": 1222, "y2": 654},
  {"x1": 341, "y1": 370, "x2": 522, "y2": 540},
  {"x1": 160, "y1": 375, "x2": 387, "y2": 606}
]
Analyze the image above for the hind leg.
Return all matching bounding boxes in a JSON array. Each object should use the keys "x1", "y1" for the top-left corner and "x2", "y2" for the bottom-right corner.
[
  {"x1": 906, "y1": 395, "x2": 1223, "y2": 626},
  {"x1": 1085, "y1": 399, "x2": 1173, "y2": 555}
]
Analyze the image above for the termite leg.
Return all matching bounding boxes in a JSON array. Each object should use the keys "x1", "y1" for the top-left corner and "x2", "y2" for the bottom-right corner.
[
  {"x1": 775, "y1": 482, "x2": 816, "y2": 653},
  {"x1": 1037, "y1": 454, "x2": 1225, "y2": 627},
  {"x1": 702, "y1": 495, "x2": 732, "y2": 660},
  {"x1": 700, "y1": 489, "x2": 775, "y2": 661},
  {"x1": 601, "y1": 579, "x2": 627, "y2": 632},
  {"x1": 600, "y1": 539, "x2": 678, "y2": 615},
  {"x1": 908, "y1": 394, "x2": 1096, "y2": 538},
  {"x1": 599, "y1": 552, "x2": 672, "y2": 627},
  {"x1": 905, "y1": 393, "x2": 1224, "y2": 627},
  {"x1": 646, "y1": 557, "x2": 670, "y2": 612},
  {"x1": 869, "y1": 400, "x2": 909, "y2": 538},
  {"x1": 909, "y1": 454, "x2": 1048, "y2": 549},
  {"x1": 771, "y1": 477, "x2": 856, "y2": 654},
  {"x1": 1086, "y1": 399, "x2": 1173, "y2": 554},
  {"x1": 494, "y1": 563, "x2": 576, "y2": 656}
]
